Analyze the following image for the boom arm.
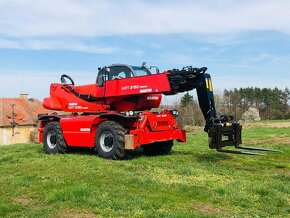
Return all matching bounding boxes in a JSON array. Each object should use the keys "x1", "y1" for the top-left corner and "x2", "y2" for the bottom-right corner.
[{"x1": 166, "y1": 67, "x2": 218, "y2": 127}]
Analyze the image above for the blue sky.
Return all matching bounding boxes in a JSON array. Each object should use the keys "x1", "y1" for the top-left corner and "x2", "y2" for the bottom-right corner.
[{"x1": 0, "y1": 0, "x2": 289, "y2": 103}]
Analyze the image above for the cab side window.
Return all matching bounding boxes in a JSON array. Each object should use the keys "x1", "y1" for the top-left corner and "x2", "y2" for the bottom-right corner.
[
  {"x1": 110, "y1": 66, "x2": 133, "y2": 79},
  {"x1": 97, "y1": 66, "x2": 134, "y2": 86},
  {"x1": 96, "y1": 69, "x2": 107, "y2": 86}
]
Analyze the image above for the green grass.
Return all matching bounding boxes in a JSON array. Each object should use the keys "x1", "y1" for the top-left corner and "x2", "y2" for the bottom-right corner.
[{"x1": 0, "y1": 126, "x2": 290, "y2": 217}]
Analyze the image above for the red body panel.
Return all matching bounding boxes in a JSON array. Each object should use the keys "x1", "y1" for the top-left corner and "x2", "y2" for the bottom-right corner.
[
  {"x1": 43, "y1": 84, "x2": 108, "y2": 112},
  {"x1": 131, "y1": 129, "x2": 186, "y2": 148},
  {"x1": 60, "y1": 115, "x2": 105, "y2": 147},
  {"x1": 43, "y1": 73, "x2": 170, "y2": 113},
  {"x1": 104, "y1": 73, "x2": 170, "y2": 97},
  {"x1": 129, "y1": 110, "x2": 186, "y2": 148}
]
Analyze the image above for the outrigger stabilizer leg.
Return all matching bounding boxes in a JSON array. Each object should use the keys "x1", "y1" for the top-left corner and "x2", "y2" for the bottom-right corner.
[{"x1": 166, "y1": 66, "x2": 281, "y2": 156}]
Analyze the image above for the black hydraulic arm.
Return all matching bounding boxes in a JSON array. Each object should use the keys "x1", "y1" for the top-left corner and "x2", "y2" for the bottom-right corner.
[
  {"x1": 166, "y1": 66, "x2": 219, "y2": 129},
  {"x1": 194, "y1": 72, "x2": 217, "y2": 131}
]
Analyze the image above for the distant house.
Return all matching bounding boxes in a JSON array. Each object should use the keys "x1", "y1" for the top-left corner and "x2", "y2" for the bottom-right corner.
[{"x1": 0, "y1": 94, "x2": 51, "y2": 145}]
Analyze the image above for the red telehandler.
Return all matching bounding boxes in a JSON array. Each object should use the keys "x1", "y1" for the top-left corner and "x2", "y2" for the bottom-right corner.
[{"x1": 38, "y1": 64, "x2": 278, "y2": 159}]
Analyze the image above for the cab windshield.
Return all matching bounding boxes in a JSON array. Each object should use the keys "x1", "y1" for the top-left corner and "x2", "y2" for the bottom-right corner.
[{"x1": 131, "y1": 66, "x2": 151, "y2": 76}]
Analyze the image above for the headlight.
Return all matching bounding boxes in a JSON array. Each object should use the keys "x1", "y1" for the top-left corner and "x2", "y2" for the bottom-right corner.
[
  {"x1": 170, "y1": 110, "x2": 179, "y2": 117},
  {"x1": 124, "y1": 111, "x2": 134, "y2": 116}
]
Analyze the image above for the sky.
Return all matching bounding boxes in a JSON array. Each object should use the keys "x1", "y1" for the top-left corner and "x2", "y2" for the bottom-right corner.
[{"x1": 0, "y1": 0, "x2": 289, "y2": 103}]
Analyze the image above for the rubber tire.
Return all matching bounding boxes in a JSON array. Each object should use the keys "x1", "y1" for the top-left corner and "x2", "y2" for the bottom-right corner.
[
  {"x1": 43, "y1": 121, "x2": 67, "y2": 154},
  {"x1": 142, "y1": 140, "x2": 173, "y2": 156},
  {"x1": 95, "y1": 121, "x2": 126, "y2": 160}
]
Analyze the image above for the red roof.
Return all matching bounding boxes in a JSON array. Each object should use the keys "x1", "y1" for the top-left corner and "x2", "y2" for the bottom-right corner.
[{"x1": 0, "y1": 97, "x2": 52, "y2": 127}]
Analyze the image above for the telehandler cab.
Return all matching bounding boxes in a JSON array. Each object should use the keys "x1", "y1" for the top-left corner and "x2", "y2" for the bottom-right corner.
[{"x1": 38, "y1": 64, "x2": 278, "y2": 159}]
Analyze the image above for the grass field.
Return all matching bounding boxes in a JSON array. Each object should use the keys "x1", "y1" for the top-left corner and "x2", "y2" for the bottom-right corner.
[{"x1": 0, "y1": 123, "x2": 290, "y2": 217}]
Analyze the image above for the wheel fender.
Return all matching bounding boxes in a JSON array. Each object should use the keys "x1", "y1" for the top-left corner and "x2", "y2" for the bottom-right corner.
[
  {"x1": 38, "y1": 114, "x2": 61, "y2": 121},
  {"x1": 58, "y1": 115, "x2": 103, "y2": 147}
]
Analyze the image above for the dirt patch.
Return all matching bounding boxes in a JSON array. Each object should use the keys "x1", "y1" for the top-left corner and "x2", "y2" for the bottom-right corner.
[
  {"x1": 243, "y1": 121, "x2": 290, "y2": 128},
  {"x1": 12, "y1": 196, "x2": 32, "y2": 206},
  {"x1": 184, "y1": 121, "x2": 290, "y2": 131},
  {"x1": 183, "y1": 125, "x2": 203, "y2": 132},
  {"x1": 195, "y1": 203, "x2": 227, "y2": 215},
  {"x1": 58, "y1": 209, "x2": 97, "y2": 218},
  {"x1": 266, "y1": 122, "x2": 290, "y2": 128},
  {"x1": 246, "y1": 136, "x2": 290, "y2": 145}
]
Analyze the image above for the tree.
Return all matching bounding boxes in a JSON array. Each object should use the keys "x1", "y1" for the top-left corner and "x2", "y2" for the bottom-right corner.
[
  {"x1": 180, "y1": 92, "x2": 193, "y2": 107},
  {"x1": 177, "y1": 101, "x2": 204, "y2": 127},
  {"x1": 222, "y1": 87, "x2": 290, "y2": 120},
  {"x1": 177, "y1": 93, "x2": 204, "y2": 127}
]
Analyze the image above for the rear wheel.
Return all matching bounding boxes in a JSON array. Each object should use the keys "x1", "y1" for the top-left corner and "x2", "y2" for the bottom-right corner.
[
  {"x1": 95, "y1": 121, "x2": 126, "y2": 160},
  {"x1": 142, "y1": 140, "x2": 173, "y2": 156},
  {"x1": 43, "y1": 121, "x2": 67, "y2": 154}
]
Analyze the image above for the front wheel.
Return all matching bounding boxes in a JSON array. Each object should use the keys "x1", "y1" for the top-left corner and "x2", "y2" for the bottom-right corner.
[
  {"x1": 43, "y1": 121, "x2": 67, "y2": 154},
  {"x1": 95, "y1": 121, "x2": 126, "y2": 160}
]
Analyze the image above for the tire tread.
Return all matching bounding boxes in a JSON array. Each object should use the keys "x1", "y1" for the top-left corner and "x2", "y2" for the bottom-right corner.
[
  {"x1": 95, "y1": 120, "x2": 126, "y2": 160},
  {"x1": 43, "y1": 121, "x2": 67, "y2": 154}
]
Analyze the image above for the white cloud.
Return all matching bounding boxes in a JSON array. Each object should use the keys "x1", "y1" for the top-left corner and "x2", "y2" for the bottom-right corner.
[
  {"x1": 0, "y1": 38, "x2": 118, "y2": 53},
  {"x1": 0, "y1": 0, "x2": 289, "y2": 52},
  {"x1": 0, "y1": 0, "x2": 290, "y2": 38}
]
